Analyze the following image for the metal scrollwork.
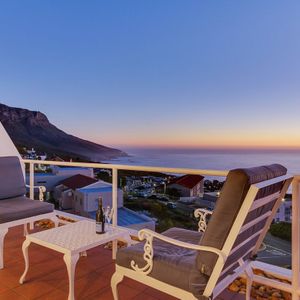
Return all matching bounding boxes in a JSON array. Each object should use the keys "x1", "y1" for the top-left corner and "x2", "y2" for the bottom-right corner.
[
  {"x1": 194, "y1": 208, "x2": 213, "y2": 233},
  {"x1": 131, "y1": 230, "x2": 154, "y2": 275},
  {"x1": 38, "y1": 186, "x2": 46, "y2": 201}
]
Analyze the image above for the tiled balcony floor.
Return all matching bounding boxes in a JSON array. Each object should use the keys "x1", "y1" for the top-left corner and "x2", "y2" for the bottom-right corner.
[{"x1": 0, "y1": 225, "x2": 240, "y2": 300}]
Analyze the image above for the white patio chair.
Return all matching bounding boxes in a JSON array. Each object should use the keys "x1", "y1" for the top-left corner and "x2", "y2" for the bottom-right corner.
[
  {"x1": 111, "y1": 164, "x2": 292, "y2": 300},
  {"x1": 0, "y1": 156, "x2": 58, "y2": 269}
]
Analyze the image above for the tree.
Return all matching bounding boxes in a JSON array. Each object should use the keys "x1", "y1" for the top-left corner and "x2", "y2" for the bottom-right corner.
[{"x1": 166, "y1": 187, "x2": 181, "y2": 198}]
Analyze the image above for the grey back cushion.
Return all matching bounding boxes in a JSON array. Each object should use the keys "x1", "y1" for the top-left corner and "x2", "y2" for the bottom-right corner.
[
  {"x1": 197, "y1": 164, "x2": 287, "y2": 276},
  {"x1": 0, "y1": 156, "x2": 26, "y2": 200}
]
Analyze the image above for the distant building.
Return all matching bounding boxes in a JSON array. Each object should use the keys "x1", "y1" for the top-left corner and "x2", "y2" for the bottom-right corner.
[
  {"x1": 201, "y1": 194, "x2": 292, "y2": 223},
  {"x1": 54, "y1": 174, "x2": 123, "y2": 215},
  {"x1": 23, "y1": 147, "x2": 47, "y2": 161},
  {"x1": 54, "y1": 174, "x2": 98, "y2": 211},
  {"x1": 275, "y1": 199, "x2": 292, "y2": 223},
  {"x1": 167, "y1": 174, "x2": 204, "y2": 197},
  {"x1": 22, "y1": 147, "x2": 48, "y2": 171},
  {"x1": 76, "y1": 180, "x2": 123, "y2": 213},
  {"x1": 51, "y1": 166, "x2": 94, "y2": 177}
]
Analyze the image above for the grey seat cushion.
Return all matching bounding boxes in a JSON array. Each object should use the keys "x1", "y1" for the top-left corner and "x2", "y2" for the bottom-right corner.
[
  {"x1": 0, "y1": 196, "x2": 54, "y2": 223},
  {"x1": 0, "y1": 156, "x2": 26, "y2": 200},
  {"x1": 197, "y1": 164, "x2": 287, "y2": 276},
  {"x1": 116, "y1": 227, "x2": 208, "y2": 298}
]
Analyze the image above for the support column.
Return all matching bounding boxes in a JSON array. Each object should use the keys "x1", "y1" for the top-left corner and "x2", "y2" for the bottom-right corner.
[
  {"x1": 292, "y1": 177, "x2": 300, "y2": 300},
  {"x1": 29, "y1": 163, "x2": 34, "y2": 199},
  {"x1": 112, "y1": 168, "x2": 118, "y2": 260}
]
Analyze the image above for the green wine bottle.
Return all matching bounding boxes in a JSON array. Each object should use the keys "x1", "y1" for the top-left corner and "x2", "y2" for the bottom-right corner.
[{"x1": 96, "y1": 197, "x2": 105, "y2": 234}]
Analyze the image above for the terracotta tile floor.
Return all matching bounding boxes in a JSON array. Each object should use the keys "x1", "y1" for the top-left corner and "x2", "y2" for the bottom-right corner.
[{"x1": 0, "y1": 225, "x2": 239, "y2": 300}]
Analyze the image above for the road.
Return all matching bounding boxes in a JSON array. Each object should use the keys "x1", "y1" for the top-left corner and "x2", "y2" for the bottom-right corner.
[{"x1": 257, "y1": 233, "x2": 291, "y2": 267}]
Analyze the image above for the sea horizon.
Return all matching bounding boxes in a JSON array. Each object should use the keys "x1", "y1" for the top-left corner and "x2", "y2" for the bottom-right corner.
[{"x1": 103, "y1": 147, "x2": 300, "y2": 176}]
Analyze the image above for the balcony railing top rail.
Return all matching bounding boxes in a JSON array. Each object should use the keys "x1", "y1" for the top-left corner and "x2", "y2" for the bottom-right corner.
[{"x1": 22, "y1": 159, "x2": 229, "y2": 177}]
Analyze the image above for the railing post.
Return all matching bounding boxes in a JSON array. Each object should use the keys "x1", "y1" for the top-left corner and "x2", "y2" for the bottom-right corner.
[
  {"x1": 29, "y1": 163, "x2": 34, "y2": 200},
  {"x1": 112, "y1": 168, "x2": 118, "y2": 227},
  {"x1": 112, "y1": 168, "x2": 118, "y2": 260},
  {"x1": 292, "y1": 177, "x2": 300, "y2": 300}
]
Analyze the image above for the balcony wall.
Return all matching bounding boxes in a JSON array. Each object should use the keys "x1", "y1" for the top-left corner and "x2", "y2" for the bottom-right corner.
[{"x1": 0, "y1": 121, "x2": 24, "y2": 175}]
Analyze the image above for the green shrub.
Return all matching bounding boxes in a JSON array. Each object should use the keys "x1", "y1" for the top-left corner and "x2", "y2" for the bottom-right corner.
[{"x1": 269, "y1": 222, "x2": 291, "y2": 241}]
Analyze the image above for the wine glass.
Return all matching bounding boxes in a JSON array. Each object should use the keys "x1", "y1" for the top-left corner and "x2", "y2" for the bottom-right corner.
[{"x1": 104, "y1": 206, "x2": 114, "y2": 230}]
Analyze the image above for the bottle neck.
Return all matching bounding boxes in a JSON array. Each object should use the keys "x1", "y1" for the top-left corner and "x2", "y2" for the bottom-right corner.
[{"x1": 98, "y1": 198, "x2": 103, "y2": 209}]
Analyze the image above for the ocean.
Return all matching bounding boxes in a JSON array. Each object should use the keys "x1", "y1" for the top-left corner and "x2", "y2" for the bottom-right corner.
[{"x1": 103, "y1": 148, "x2": 300, "y2": 177}]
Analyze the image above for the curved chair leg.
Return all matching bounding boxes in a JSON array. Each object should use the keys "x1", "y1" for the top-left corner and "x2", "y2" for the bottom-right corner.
[
  {"x1": 245, "y1": 265, "x2": 253, "y2": 300},
  {"x1": 0, "y1": 228, "x2": 8, "y2": 269},
  {"x1": 111, "y1": 271, "x2": 124, "y2": 300},
  {"x1": 246, "y1": 276, "x2": 253, "y2": 300},
  {"x1": 19, "y1": 240, "x2": 31, "y2": 284}
]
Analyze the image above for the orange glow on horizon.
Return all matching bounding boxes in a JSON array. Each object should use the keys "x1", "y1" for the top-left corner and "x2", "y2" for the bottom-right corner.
[
  {"x1": 81, "y1": 127, "x2": 300, "y2": 151},
  {"x1": 98, "y1": 138, "x2": 300, "y2": 151}
]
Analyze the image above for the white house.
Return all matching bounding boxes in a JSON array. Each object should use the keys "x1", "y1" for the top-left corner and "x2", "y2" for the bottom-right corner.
[
  {"x1": 275, "y1": 199, "x2": 292, "y2": 223},
  {"x1": 75, "y1": 180, "x2": 123, "y2": 215},
  {"x1": 54, "y1": 174, "x2": 123, "y2": 216}
]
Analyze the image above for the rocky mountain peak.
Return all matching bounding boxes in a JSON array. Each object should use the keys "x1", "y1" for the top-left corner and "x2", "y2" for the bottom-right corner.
[{"x1": 0, "y1": 102, "x2": 126, "y2": 161}]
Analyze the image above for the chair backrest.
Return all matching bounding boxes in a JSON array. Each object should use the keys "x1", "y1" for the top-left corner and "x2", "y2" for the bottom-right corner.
[
  {"x1": 0, "y1": 156, "x2": 26, "y2": 200},
  {"x1": 197, "y1": 164, "x2": 290, "y2": 278}
]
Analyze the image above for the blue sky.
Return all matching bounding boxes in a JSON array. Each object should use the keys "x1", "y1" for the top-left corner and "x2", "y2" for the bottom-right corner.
[{"x1": 0, "y1": 1, "x2": 299, "y2": 149}]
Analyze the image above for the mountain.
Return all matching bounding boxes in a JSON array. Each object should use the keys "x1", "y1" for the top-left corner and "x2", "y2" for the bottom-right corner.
[{"x1": 0, "y1": 103, "x2": 127, "y2": 161}]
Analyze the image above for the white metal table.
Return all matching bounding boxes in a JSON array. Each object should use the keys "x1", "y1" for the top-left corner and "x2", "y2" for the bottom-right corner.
[{"x1": 19, "y1": 220, "x2": 131, "y2": 300}]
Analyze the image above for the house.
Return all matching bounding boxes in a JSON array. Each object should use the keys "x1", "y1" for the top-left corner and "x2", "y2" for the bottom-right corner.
[
  {"x1": 25, "y1": 166, "x2": 94, "y2": 193},
  {"x1": 275, "y1": 199, "x2": 292, "y2": 223},
  {"x1": 54, "y1": 174, "x2": 123, "y2": 215},
  {"x1": 76, "y1": 180, "x2": 124, "y2": 214},
  {"x1": 54, "y1": 174, "x2": 98, "y2": 211},
  {"x1": 167, "y1": 174, "x2": 204, "y2": 197}
]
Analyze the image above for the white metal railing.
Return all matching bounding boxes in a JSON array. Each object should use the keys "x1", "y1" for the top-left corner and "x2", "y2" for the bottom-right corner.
[
  {"x1": 22, "y1": 159, "x2": 300, "y2": 299},
  {"x1": 292, "y1": 176, "x2": 300, "y2": 300},
  {"x1": 22, "y1": 159, "x2": 228, "y2": 228}
]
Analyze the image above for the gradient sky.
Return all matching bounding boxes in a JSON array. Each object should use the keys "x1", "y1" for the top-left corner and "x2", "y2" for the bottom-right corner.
[{"x1": 0, "y1": 1, "x2": 300, "y2": 150}]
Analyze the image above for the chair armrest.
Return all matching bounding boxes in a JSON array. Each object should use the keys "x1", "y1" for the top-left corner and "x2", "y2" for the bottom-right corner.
[
  {"x1": 25, "y1": 185, "x2": 46, "y2": 201},
  {"x1": 194, "y1": 208, "x2": 213, "y2": 232},
  {"x1": 130, "y1": 228, "x2": 225, "y2": 275}
]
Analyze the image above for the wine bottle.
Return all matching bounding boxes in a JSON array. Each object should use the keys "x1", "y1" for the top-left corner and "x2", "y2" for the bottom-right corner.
[{"x1": 96, "y1": 197, "x2": 105, "y2": 234}]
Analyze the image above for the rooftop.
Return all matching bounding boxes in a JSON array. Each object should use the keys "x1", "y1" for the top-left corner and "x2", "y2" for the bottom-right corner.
[
  {"x1": 169, "y1": 174, "x2": 204, "y2": 189},
  {"x1": 59, "y1": 174, "x2": 98, "y2": 190},
  {"x1": 78, "y1": 180, "x2": 113, "y2": 193}
]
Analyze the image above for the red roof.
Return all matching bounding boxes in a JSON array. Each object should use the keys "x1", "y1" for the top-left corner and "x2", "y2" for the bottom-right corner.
[
  {"x1": 169, "y1": 174, "x2": 204, "y2": 189},
  {"x1": 59, "y1": 174, "x2": 97, "y2": 190}
]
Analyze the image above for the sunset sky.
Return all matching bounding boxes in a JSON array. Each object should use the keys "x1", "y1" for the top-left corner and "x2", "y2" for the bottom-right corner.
[{"x1": 0, "y1": 1, "x2": 300, "y2": 150}]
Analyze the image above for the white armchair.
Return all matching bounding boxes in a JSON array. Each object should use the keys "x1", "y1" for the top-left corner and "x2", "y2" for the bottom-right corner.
[
  {"x1": 0, "y1": 156, "x2": 56, "y2": 269},
  {"x1": 111, "y1": 165, "x2": 292, "y2": 300}
]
